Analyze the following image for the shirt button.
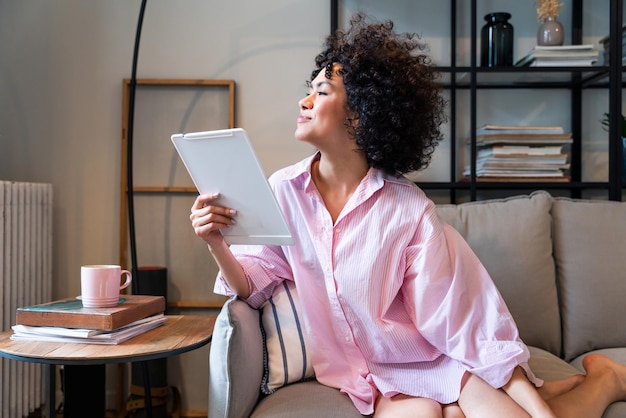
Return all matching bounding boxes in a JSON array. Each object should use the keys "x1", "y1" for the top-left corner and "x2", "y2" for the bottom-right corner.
[
  {"x1": 344, "y1": 336, "x2": 351, "y2": 342},
  {"x1": 357, "y1": 368, "x2": 363, "y2": 373}
]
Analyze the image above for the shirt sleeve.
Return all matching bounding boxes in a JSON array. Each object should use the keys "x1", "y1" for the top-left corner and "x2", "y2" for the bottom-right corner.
[
  {"x1": 213, "y1": 243, "x2": 294, "y2": 309},
  {"x1": 402, "y1": 210, "x2": 534, "y2": 389}
]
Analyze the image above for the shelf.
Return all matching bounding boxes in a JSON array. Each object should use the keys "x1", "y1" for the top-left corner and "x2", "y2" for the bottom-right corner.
[
  {"x1": 437, "y1": 67, "x2": 613, "y2": 88},
  {"x1": 331, "y1": 0, "x2": 622, "y2": 202},
  {"x1": 417, "y1": 181, "x2": 609, "y2": 191},
  {"x1": 119, "y1": 78, "x2": 237, "y2": 306},
  {"x1": 131, "y1": 186, "x2": 198, "y2": 194}
]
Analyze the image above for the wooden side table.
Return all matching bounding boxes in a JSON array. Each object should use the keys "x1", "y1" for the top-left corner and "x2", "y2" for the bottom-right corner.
[{"x1": 0, "y1": 315, "x2": 215, "y2": 418}]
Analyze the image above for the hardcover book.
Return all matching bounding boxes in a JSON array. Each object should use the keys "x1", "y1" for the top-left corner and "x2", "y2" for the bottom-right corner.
[
  {"x1": 15, "y1": 294, "x2": 166, "y2": 330},
  {"x1": 11, "y1": 314, "x2": 166, "y2": 344}
]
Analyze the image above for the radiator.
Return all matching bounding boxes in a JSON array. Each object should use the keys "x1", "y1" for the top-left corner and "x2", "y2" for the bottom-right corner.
[{"x1": 0, "y1": 181, "x2": 53, "y2": 418}]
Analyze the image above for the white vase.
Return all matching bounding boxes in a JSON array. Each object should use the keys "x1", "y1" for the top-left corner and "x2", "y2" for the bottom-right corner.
[{"x1": 537, "y1": 16, "x2": 564, "y2": 46}]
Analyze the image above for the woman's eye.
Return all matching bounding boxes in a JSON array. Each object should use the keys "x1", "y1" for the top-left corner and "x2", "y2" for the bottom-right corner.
[{"x1": 304, "y1": 90, "x2": 326, "y2": 97}]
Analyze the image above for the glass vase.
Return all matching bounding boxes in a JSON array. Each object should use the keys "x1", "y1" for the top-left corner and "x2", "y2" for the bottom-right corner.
[
  {"x1": 481, "y1": 12, "x2": 514, "y2": 67},
  {"x1": 537, "y1": 16, "x2": 564, "y2": 46}
]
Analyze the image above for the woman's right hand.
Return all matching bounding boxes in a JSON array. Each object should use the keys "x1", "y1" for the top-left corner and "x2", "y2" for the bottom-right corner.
[{"x1": 189, "y1": 193, "x2": 237, "y2": 248}]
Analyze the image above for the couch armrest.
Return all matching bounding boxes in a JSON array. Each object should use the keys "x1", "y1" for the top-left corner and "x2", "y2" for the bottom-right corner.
[{"x1": 209, "y1": 297, "x2": 264, "y2": 418}]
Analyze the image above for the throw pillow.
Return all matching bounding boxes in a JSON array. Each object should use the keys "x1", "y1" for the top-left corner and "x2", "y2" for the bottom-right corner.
[{"x1": 260, "y1": 280, "x2": 314, "y2": 394}]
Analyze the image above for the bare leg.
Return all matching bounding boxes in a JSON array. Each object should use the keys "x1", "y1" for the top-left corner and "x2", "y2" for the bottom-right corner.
[
  {"x1": 458, "y1": 373, "x2": 530, "y2": 418},
  {"x1": 545, "y1": 354, "x2": 626, "y2": 418},
  {"x1": 537, "y1": 374, "x2": 584, "y2": 401},
  {"x1": 376, "y1": 353, "x2": 626, "y2": 418},
  {"x1": 374, "y1": 393, "x2": 443, "y2": 418},
  {"x1": 442, "y1": 403, "x2": 466, "y2": 418}
]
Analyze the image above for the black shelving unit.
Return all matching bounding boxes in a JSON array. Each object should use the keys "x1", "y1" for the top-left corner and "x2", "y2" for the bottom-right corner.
[{"x1": 330, "y1": 0, "x2": 623, "y2": 203}]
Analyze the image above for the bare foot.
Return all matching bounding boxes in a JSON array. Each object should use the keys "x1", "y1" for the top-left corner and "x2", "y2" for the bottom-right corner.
[
  {"x1": 538, "y1": 374, "x2": 585, "y2": 401},
  {"x1": 582, "y1": 353, "x2": 626, "y2": 402}
]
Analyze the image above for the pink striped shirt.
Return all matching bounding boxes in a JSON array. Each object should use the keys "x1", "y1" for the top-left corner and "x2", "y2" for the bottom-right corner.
[{"x1": 214, "y1": 154, "x2": 539, "y2": 415}]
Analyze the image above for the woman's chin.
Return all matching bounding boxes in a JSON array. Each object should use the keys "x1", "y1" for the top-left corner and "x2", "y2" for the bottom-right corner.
[{"x1": 294, "y1": 129, "x2": 309, "y2": 143}]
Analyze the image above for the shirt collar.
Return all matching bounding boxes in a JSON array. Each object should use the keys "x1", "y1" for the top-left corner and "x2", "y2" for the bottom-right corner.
[{"x1": 279, "y1": 151, "x2": 412, "y2": 198}]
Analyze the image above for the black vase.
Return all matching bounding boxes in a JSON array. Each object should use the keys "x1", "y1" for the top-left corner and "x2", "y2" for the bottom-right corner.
[{"x1": 481, "y1": 12, "x2": 514, "y2": 67}]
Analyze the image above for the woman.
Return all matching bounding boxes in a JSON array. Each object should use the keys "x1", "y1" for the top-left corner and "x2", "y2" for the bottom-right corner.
[{"x1": 190, "y1": 13, "x2": 626, "y2": 418}]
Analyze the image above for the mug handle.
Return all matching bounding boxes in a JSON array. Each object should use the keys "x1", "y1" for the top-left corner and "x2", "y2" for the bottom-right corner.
[{"x1": 119, "y1": 270, "x2": 132, "y2": 290}]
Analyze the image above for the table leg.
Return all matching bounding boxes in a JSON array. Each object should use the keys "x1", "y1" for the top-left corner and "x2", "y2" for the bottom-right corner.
[
  {"x1": 139, "y1": 360, "x2": 154, "y2": 418},
  {"x1": 63, "y1": 364, "x2": 106, "y2": 418},
  {"x1": 46, "y1": 364, "x2": 56, "y2": 418}
]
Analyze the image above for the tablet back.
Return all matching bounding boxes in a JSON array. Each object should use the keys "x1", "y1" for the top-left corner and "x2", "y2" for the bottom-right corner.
[{"x1": 171, "y1": 128, "x2": 294, "y2": 245}]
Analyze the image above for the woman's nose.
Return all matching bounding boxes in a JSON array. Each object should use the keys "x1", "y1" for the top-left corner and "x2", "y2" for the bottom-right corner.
[{"x1": 299, "y1": 94, "x2": 313, "y2": 110}]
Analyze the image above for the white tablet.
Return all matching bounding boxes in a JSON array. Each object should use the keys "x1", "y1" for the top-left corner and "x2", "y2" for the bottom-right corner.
[{"x1": 171, "y1": 128, "x2": 294, "y2": 246}]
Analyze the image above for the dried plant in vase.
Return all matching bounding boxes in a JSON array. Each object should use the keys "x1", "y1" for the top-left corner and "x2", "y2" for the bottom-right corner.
[
  {"x1": 534, "y1": 0, "x2": 563, "y2": 23},
  {"x1": 534, "y1": 0, "x2": 564, "y2": 46}
]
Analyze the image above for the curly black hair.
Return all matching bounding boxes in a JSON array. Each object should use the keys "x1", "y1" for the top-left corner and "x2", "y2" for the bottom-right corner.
[{"x1": 311, "y1": 13, "x2": 447, "y2": 175}]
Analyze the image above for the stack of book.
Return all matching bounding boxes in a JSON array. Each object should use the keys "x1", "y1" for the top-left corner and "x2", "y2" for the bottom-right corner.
[
  {"x1": 463, "y1": 124, "x2": 572, "y2": 182},
  {"x1": 598, "y1": 25, "x2": 626, "y2": 65},
  {"x1": 515, "y1": 45, "x2": 599, "y2": 67},
  {"x1": 11, "y1": 294, "x2": 166, "y2": 344}
]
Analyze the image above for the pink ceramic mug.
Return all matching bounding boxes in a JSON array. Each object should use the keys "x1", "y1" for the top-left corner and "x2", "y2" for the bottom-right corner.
[{"x1": 80, "y1": 265, "x2": 132, "y2": 308}]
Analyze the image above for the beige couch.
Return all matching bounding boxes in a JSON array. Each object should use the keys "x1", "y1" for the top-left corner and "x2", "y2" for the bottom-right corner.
[{"x1": 208, "y1": 191, "x2": 626, "y2": 418}]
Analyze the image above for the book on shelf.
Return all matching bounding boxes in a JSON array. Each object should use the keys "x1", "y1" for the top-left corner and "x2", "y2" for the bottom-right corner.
[
  {"x1": 477, "y1": 145, "x2": 566, "y2": 157},
  {"x1": 473, "y1": 126, "x2": 572, "y2": 148},
  {"x1": 476, "y1": 154, "x2": 569, "y2": 170},
  {"x1": 475, "y1": 133, "x2": 573, "y2": 145},
  {"x1": 461, "y1": 175, "x2": 571, "y2": 183},
  {"x1": 472, "y1": 170, "x2": 566, "y2": 177},
  {"x1": 476, "y1": 124, "x2": 565, "y2": 136},
  {"x1": 16, "y1": 294, "x2": 166, "y2": 331},
  {"x1": 464, "y1": 166, "x2": 568, "y2": 176},
  {"x1": 526, "y1": 46, "x2": 598, "y2": 57},
  {"x1": 467, "y1": 161, "x2": 569, "y2": 172},
  {"x1": 10, "y1": 313, "x2": 166, "y2": 345},
  {"x1": 515, "y1": 44, "x2": 599, "y2": 67},
  {"x1": 527, "y1": 57, "x2": 598, "y2": 67},
  {"x1": 466, "y1": 123, "x2": 571, "y2": 182},
  {"x1": 533, "y1": 45, "x2": 596, "y2": 52},
  {"x1": 467, "y1": 155, "x2": 569, "y2": 174}
]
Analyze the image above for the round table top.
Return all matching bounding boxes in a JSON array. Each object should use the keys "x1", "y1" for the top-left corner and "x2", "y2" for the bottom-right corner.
[{"x1": 0, "y1": 315, "x2": 215, "y2": 365}]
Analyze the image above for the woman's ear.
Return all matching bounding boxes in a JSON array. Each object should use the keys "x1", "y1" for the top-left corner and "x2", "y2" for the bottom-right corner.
[
  {"x1": 346, "y1": 107, "x2": 359, "y2": 127},
  {"x1": 347, "y1": 115, "x2": 359, "y2": 127}
]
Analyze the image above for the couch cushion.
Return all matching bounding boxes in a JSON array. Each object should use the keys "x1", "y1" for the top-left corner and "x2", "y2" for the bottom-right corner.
[
  {"x1": 209, "y1": 298, "x2": 264, "y2": 418},
  {"x1": 251, "y1": 381, "x2": 363, "y2": 418},
  {"x1": 260, "y1": 280, "x2": 315, "y2": 394},
  {"x1": 568, "y1": 347, "x2": 626, "y2": 374},
  {"x1": 601, "y1": 402, "x2": 626, "y2": 418},
  {"x1": 527, "y1": 346, "x2": 581, "y2": 382},
  {"x1": 436, "y1": 192, "x2": 560, "y2": 355},
  {"x1": 552, "y1": 197, "x2": 626, "y2": 361}
]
